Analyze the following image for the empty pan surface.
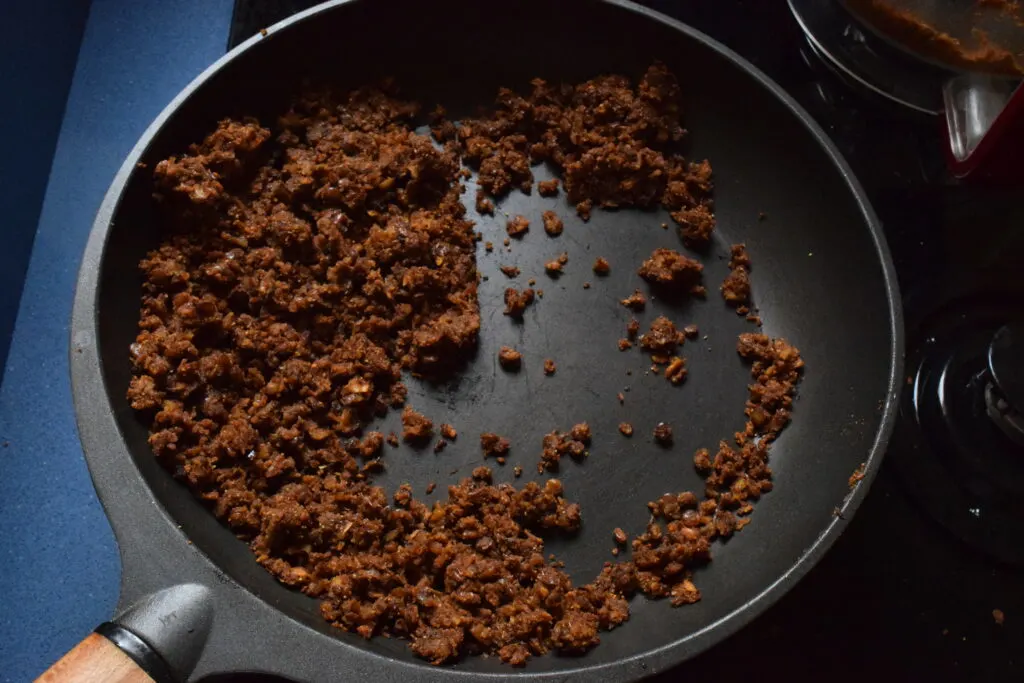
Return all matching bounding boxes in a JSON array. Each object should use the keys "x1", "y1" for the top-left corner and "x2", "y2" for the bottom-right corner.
[{"x1": 69, "y1": 0, "x2": 902, "y2": 680}]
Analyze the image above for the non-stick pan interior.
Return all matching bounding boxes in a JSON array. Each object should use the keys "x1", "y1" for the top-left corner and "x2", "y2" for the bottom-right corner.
[{"x1": 92, "y1": 0, "x2": 897, "y2": 674}]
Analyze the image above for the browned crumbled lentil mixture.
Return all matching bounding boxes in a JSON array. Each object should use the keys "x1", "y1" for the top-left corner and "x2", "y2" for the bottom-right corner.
[
  {"x1": 538, "y1": 424, "x2": 591, "y2": 473},
  {"x1": 683, "y1": 324, "x2": 699, "y2": 339},
  {"x1": 627, "y1": 318, "x2": 640, "y2": 339},
  {"x1": 638, "y1": 248, "x2": 705, "y2": 295},
  {"x1": 499, "y1": 265, "x2": 520, "y2": 278},
  {"x1": 544, "y1": 359, "x2": 557, "y2": 375},
  {"x1": 498, "y1": 346, "x2": 522, "y2": 370},
  {"x1": 620, "y1": 290, "x2": 647, "y2": 310},
  {"x1": 593, "y1": 257, "x2": 610, "y2": 275},
  {"x1": 503, "y1": 287, "x2": 535, "y2": 317},
  {"x1": 538, "y1": 179, "x2": 560, "y2": 196},
  {"x1": 618, "y1": 339, "x2": 633, "y2": 351},
  {"x1": 639, "y1": 316, "x2": 686, "y2": 357},
  {"x1": 480, "y1": 432, "x2": 512, "y2": 459},
  {"x1": 456, "y1": 64, "x2": 714, "y2": 245},
  {"x1": 545, "y1": 252, "x2": 568, "y2": 276},
  {"x1": 440, "y1": 424, "x2": 457, "y2": 440},
  {"x1": 722, "y1": 243, "x2": 751, "y2": 312},
  {"x1": 541, "y1": 210, "x2": 563, "y2": 237},
  {"x1": 402, "y1": 407, "x2": 434, "y2": 444},
  {"x1": 619, "y1": 422, "x2": 634, "y2": 437},
  {"x1": 129, "y1": 70, "x2": 802, "y2": 668},
  {"x1": 653, "y1": 422, "x2": 673, "y2": 446},
  {"x1": 506, "y1": 215, "x2": 529, "y2": 238},
  {"x1": 665, "y1": 356, "x2": 688, "y2": 384}
]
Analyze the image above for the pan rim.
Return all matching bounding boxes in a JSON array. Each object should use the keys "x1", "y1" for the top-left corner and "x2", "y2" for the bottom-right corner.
[{"x1": 69, "y1": 0, "x2": 904, "y2": 679}]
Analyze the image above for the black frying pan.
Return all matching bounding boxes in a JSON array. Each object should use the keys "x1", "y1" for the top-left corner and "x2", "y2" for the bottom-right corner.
[{"x1": 56, "y1": 0, "x2": 901, "y2": 680}]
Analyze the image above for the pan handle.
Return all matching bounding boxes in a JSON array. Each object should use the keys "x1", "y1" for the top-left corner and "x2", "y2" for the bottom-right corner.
[
  {"x1": 35, "y1": 625, "x2": 163, "y2": 683},
  {"x1": 36, "y1": 584, "x2": 213, "y2": 683}
]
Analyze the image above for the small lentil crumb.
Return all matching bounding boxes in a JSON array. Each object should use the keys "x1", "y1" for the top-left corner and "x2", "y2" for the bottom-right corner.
[
  {"x1": 506, "y1": 215, "x2": 529, "y2": 237},
  {"x1": 619, "y1": 422, "x2": 633, "y2": 436},
  {"x1": 653, "y1": 422, "x2": 673, "y2": 445},
  {"x1": 593, "y1": 257, "x2": 610, "y2": 275},
  {"x1": 485, "y1": 241, "x2": 493, "y2": 252},
  {"x1": 544, "y1": 359, "x2": 556, "y2": 375},
  {"x1": 498, "y1": 346, "x2": 522, "y2": 370},
  {"x1": 618, "y1": 339, "x2": 633, "y2": 351},
  {"x1": 613, "y1": 528, "x2": 628, "y2": 544},
  {"x1": 425, "y1": 482, "x2": 437, "y2": 494},
  {"x1": 440, "y1": 423, "x2": 457, "y2": 440}
]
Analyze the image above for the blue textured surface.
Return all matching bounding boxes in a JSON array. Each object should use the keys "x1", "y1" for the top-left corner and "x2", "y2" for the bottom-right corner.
[
  {"x1": 0, "y1": 2, "x2": 232, "y2": 680},
  {"x1": 0, "y1": 1, "x2": 90, "y2": 385}
]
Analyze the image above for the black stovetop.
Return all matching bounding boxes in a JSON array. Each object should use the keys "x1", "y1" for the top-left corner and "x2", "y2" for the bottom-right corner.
[{"x1": 228, "y1": 1, "x2": 1024, "y2": 680}]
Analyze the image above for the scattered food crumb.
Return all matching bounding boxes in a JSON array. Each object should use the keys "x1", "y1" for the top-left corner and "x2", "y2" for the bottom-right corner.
[
  {"x1": 639, "y1": 248, "x2": 705, "y2": 295},
  {"x1": 434, "y1": 439, "x2": 447, "y2": 453},
  {"x1": 476, "y1": 193, "x2": 495, "y2": 214},
  {"x1": 660, "y1": 222, "x2": 668, "y2": 229},
  {"x1": 612, "y1": 547, "x2": 620, "y2": 556},
  {"x1": 527, "y1": 278, "x2": 536, "y2": 286},
  {"x1": 498, "y1": 346, "x2": 522, "y2": 370},
  {"x1": 583, "y1": 282, "x2": 591, "y2": 289},
  {"x1": 499, "y1": 265, "x2": 520, "y2": 278},
  {"x1": 722, "y1": 244, "x2": 752, "y2": 312},
  {"x1": 665, "y1": 356, "x2": 688, "y2": 384},
  {"x1": 544, "y1": 359, "x2": 557, "y2": 375},
  {"x1": 259, "y1": 27, "x2": 268, "y2": 37},
  {"x1": 425, "y1": 482, "x2": 437, "y2": 494},
  {"x1": 618, "y1": 339, "x2": 633, "y2": 351},
  {"x1": 503, "y1": 287, "x2": 535, "y2": 317},
  {"x1": 542, "y1": 210, "x2": 564, "y2": 236},
  {"x1": 653, "y1": 422, "x2": 673, "y2": 446},
  {"x1": 620, "y1": 290, "x2": 647, "y2": 310},
  {"x1": 849, "y1": 463, "x2": 866, "y2": 489},
  {"x1": 758, "y1": 210, "x2": 767, "y2": 221},
  {"x1": 683, "y1": 324, "x2": 699, "y2": 339},
  {"x1": 576, "y1": 199, "x2": 593, "y2": 221},
  {"x1": 440, "y1": 424, "x2": 457, "y2": 440},
  {"x1": 386, "y1": 432, "x2": 399, "y2": 447},
  {"x1": 538, "y1": 424, "x2": 591, "y2": 472},
  {"x1": 538, "y1": 179, "x2": 560, "y2": 197},
  {"x1": 545, "y1": 253, "x2": 568, "y2": 276},
  {"x1": 593, "y1": 257, "x2": 610, "y2": 275},
  {"x1": 627, "y1": 318, "x2": 640, "y2": 339},
  {"x1": 503, "y1": 237, "x2": 511, "y2": 247},
  {"x1": 617, "y1": 392, "x2": 625, "y2": 404},
  {"x1": 994, "y1": 609, "x2": 1005, "y2": 625},
  {"x1": 506, "y1": 215, "x2": 529, "y2": 237},
  {"x1": 480, "y1": 433, "x2": 511, "y2": 458},
  {"x1": 401, "y1": 406, "x2": 434, "y2": 444},
  {"x1": 513, "y1": 465, "x2": 523, "y2": 478},
  {"x1": 613, "y1": 528, "x2": 628, "y2": 544},
  {"x1": 639, "y1": 316, "x2": 686, "y2": 355},
  {"x1": 619, "y1": 422, "x2": 633, "y2": 436},
  {"x1": 484, "y1": 241, "x2": 493, "y2": 252}
]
